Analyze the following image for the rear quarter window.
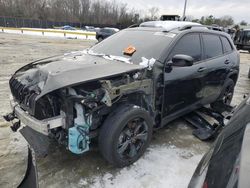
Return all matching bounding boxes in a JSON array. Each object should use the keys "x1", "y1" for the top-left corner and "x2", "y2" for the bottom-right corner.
[
  {"x1": 203, "y1": 34, "x2": 223, "y2": 59},
  {"x1": 221, "y1": 36, "x2": 233, "y2": 53}
]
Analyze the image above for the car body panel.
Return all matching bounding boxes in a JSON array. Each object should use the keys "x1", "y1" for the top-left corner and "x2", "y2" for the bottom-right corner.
[
  {"x1": 13, "y1": 51, "x2": 144, "y2": 99},
  {"x1": 4, "y1": 22, "x2": 240, "y2": 161},
  {"x1": 201, "y1": 55, "x2": 231, "y2": 101},
  {"x1": 10, "y1": 26, "x2": 239, "y2": 127},
  {"x1": 239, "y1": 123, "x2": 250, "y2": 188},
  {"x1": 160, "y1": 29, "x2": 239, "y2": 121},
  {"x1": 163, "y1": 64, "x2": 206, "y2": 116}
]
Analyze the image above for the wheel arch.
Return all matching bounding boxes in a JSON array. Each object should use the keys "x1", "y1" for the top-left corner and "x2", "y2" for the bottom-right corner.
[
  {"x1": 98, "y1": 102, "x2": 154, "y2": 167},
  {"x1": 228, "y1": 72, "x2": 238, "y2": 85},
  {"x1": 117, "y1": 91, "x2": 155, "y2": 121}
]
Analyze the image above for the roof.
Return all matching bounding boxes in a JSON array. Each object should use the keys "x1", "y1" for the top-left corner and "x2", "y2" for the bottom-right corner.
[
  {"x1": 125, "y1": 21, "x2": 230, "y2": 40},
  {"x1": 139, "y1": 21, "x2": 201, "y2": 31}
]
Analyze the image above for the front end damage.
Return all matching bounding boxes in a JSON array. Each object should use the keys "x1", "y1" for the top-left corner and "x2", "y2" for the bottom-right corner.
[
  {"x1": 5, "y1": 65, "x2": 153, "y2": 156},
  {"x1": 3, "y1": 51, "x2": 156, "y2": 187}
]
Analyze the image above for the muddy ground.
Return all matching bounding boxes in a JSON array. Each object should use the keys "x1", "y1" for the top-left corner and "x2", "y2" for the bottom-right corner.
[{"x1": 0, "y1": 33, "x2": 250, "y2": 188}]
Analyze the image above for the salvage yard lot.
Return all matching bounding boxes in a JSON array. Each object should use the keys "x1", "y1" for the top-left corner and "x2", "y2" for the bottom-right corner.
[{"x1": 0, "y1": 33, "x2": 250, "y2": 188}]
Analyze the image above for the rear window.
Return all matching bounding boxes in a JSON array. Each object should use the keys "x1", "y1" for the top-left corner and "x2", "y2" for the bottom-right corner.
[
  {"x1": 91, "y1": 29, "x2": 175, "y2": 64},
  {"x1": 203, "y1": 34, "x2": 223, "y2": 59},
  {"x1": 221, "y1": 36, "x2": 233, "y2": 53},
  {"x1": 102, "y1": 29, "x2": 113, "y2": 33}
]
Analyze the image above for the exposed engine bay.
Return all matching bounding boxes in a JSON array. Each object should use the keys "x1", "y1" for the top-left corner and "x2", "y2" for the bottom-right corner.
[{"x1": 7, "y1": 70, "x2": 153, "y2": 155}]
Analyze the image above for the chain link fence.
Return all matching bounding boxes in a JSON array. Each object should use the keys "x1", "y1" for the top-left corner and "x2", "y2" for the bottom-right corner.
[{"x1": 0, "y1": 16, "x2": 120, "y2": 29}]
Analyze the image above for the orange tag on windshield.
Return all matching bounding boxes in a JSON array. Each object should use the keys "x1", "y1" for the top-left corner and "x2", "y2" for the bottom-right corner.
[{"x1": 123, "y1": 45, "x2": 136, "y2": 56}]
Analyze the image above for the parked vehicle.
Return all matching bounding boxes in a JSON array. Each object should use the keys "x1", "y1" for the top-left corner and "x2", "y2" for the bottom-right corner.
[
  {"x1": 96, "y1": 27, "x2": 119, "y2": 42},
  {"x1": 189, "y1": 95, "x2": 250, "y2": 188},
  {"x1": 61, "y1": 25, "x2": 76, "y2": 30},
  {"x1": 83, "y1": 26, "x2": 96, "y2": 32},
  {"x1": 234, "y1": 29, "x2": 250, "y2": 52},
  {"x1": 4, "y1": 21, "x2": 239, "y2": 167},
  {"x1": 160, "y1": 15, "x2": 180, "y2": 21}
]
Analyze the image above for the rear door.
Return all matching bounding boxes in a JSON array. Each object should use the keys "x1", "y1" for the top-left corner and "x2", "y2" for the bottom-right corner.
[
  {"x1": 221, "y1": 35, "x2": 238, "y2": 68},
  {"x1": 201, "y1": 33, "x2": 232, "y2": 103},
  {"x1": 162, "y1": 33, "x2": 207, "y2": 118}
]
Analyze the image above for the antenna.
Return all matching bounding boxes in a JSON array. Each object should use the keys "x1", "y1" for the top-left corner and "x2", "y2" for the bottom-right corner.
[{"x1": 182, "y1": 0, "x2": 188, "y2": 21}]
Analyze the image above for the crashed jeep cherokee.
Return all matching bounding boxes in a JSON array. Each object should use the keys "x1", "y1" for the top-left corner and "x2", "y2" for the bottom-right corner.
[{"x1": 4, "y1": 21, "x2": 239, "y2": 167}]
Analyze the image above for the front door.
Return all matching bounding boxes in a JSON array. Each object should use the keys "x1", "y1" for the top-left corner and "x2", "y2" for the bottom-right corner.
[{"x1": 162, "y1": 33, "x2": 207, "y2": 119}]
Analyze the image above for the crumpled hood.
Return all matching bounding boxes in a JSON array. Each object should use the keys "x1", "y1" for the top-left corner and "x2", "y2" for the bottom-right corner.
[{"x1": 12, "y1": 51, "x2": 144, "y2": 98}]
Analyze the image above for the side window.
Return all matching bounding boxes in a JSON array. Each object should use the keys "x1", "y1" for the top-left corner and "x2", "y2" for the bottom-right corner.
[
  {"x1": 246, "y1": 31, "x2": 250, "y2": 44},
  {"x1": 170, "y1": 34, "x2": 201, "y2": 62},
  {"x1": 104, "y1": 29, "x2": 112, "y2": 34},
  {"x1": 221, "y1": 36, "x2": 233, "y2": 53},
  {"x1": 203, "y1": 34, "x2": 223, "y2": 59}
]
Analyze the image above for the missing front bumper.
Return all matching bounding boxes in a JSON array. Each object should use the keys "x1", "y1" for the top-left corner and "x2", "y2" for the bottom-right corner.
[{"x1": 9, "y1": 98, "x2": 64, "y2": 135}]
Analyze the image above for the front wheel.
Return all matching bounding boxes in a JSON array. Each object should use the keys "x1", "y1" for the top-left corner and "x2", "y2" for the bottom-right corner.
[
  {"x1": 98, "y1": 104, "x2": 153, "y2": 167},
  {"x1": 98, "y1": 37, "x2": 103, "y2": 42}
]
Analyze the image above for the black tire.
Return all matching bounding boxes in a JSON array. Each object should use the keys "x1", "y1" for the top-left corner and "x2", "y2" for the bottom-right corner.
[
  {"x1": 98, "y1": 37, "x2": 103, "y2": 42},
  {"x1": 211, "y1": 78, "x2": 235, "y2": 108},
  {"x1": 98, "y1": 104, "x2": 153, "y2": 167},
  {"x1": 248, "y1": 68, "x2": 250, "y2": 79}
]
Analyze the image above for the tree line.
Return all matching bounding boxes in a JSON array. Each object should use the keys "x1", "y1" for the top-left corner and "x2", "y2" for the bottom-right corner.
[
  {"x1": 0, "y1": 0, "x2": 247, "y2": 28},
  {"x1": 0, "y1": 0, "x2": 143, "y2": 27},
  {"x1": 188, "y1": 15, "x2": 248, "y2": 27}
]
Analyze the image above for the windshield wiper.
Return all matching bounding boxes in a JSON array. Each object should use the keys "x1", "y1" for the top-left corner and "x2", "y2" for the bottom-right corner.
[
  {"x1": 86, "y1": 49, "x2": 132, "y2": 64},
  {"x1": 103, "y1": 55, "x2": 132, "y2": 64},
  {"x1": 85, "y1": 49, "x2": 105, "y2": 57}
]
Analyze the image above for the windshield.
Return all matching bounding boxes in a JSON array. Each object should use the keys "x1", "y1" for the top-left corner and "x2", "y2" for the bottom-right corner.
[{"x1": 90, "y1": 29, "x2": 175, "y2": 64}]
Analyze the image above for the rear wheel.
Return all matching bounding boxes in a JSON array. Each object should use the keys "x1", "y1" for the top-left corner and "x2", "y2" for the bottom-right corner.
[
  {"x1": 211, "y1": 79, "x2": 235, "y2": 108},
  {"x1": 98, "y1": 104, "x2": 153, "y2": 167}
]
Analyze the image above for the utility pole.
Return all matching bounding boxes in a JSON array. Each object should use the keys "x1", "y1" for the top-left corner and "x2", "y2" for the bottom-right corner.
[{"x1": 183, "y1": 0, "x2": 187, "y2": 21}]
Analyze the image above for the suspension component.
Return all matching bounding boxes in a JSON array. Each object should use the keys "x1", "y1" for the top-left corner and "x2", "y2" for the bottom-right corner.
[{"x1": 68, "y1": 88, "x2": 91, "y2": 154}]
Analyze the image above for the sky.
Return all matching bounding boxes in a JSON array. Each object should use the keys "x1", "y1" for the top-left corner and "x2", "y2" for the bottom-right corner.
[{"x1": 120, "y1": 0, "x2": 250, "y2": 23}]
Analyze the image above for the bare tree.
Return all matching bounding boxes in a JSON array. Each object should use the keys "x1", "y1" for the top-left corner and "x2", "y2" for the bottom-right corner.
[
  {"x1": 148, "y1": 7, "x2": 159, "y2": 20},
  {"x1": 185, "y1": 15, "x2": 194, "y2": 22},
  {"x1": 0, "y1": 0, "x2": 146, "y2": 27},
  {"x1": 240, "y1": 20, "x2": 247, "y2": 26}
]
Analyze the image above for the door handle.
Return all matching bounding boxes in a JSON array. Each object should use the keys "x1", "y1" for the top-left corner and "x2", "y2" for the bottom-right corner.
[
  {"x1": 197, "y1": 67, "x2": 207, "y2": 72},
  {"x1": 224, "y1": 60, "x2": 230, "y2": 64}
]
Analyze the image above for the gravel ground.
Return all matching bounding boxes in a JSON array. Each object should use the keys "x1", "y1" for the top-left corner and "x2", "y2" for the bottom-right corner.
[{"x1": 0, "y1": 33, "x2": 249, "y2": 188}]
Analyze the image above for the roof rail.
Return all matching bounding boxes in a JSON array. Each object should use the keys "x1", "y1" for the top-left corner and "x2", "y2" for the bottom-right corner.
[
  {"x1": 179, "y1": 24, "x2": 223, "y2": 31},
  {"x1": 127, "y1": 24, "x2": 139, "y2": 28},
  {"x1": 161, "y1": 24, "x2": 203, "y2": 33}
]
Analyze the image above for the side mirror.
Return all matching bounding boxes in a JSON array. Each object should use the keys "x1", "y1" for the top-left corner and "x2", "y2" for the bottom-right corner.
[{"x1": 172, "y1": 54, "x2": 194, "y2": 67}]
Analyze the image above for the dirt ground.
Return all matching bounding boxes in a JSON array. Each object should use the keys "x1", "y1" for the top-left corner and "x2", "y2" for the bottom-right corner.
[{"x1": 0, "y1": 33, "x2": 250, "y2": 188}]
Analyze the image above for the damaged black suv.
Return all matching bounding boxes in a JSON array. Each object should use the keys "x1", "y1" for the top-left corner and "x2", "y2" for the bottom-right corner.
[{"x1": 5, "y1": 21, "x2": 239, "y2": 167}]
